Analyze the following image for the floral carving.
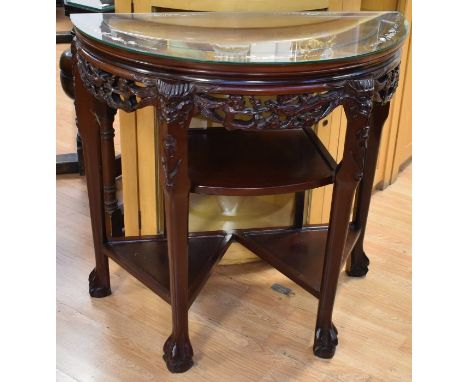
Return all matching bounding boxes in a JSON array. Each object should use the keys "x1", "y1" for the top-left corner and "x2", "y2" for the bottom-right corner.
[{"x1": 76, "y1": 53, "x2": 158, "y2": 112}]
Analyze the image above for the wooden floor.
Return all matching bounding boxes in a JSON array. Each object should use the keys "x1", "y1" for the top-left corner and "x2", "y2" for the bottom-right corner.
[
  {"x1": 56, "y1": 8, "x2": 411, "y2": 382},
  {"x1": 57, "y1": 168, "x2": 411, "y2": 382}
]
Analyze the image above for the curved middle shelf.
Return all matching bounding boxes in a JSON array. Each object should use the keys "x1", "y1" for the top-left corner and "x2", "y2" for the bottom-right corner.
[{"x1": 188, "y1": 127, "x2": 337, "y2": 196}]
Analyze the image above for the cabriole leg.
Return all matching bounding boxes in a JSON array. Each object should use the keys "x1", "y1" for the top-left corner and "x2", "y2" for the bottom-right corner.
[
  {"x1": 73, "y1": 42, "x2": 111, "y2": 298},
  {"x1": 314, "y1": 79, "x2": 374, "y2": 358},
  {"x1": 314, "y1": 177, "x2": 357, "y2": 358},
  {"x1": 156, "y1": 81, "x2": 195, "y2": 373},
  {"x1": 347, "y1": 102, "x2": 390, "y2": 277}
]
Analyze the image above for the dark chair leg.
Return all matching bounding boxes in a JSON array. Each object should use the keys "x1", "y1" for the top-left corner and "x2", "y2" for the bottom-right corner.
[
  {"x1": 73, "y1": 44, "x2": 112, "y2": 298},
  {"x1": 347, "y1": 102, "x2": 390, "y2": 277},
  {"x1": 314, "y1": 82, "x2": 374, "y2": 358},
  {"x1": 314, "y1": 177, "x2": 356, "y2": 358},
  {"x1": 156, "y1": 81, "x2": 195, "y2": 373}
]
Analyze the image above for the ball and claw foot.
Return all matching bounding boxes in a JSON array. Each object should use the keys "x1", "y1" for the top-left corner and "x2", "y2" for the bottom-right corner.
[
  {"x1": 313, "y1": 324, "x2": 338, "y2": 359},
  {"x1": 88, "y1": 268, "x2": 111, "y2": 298},
  {"x1": 163, "y1": 335, "x2": 194, "y2": 373},
  {"x1": 346, "y1": 251, "x2": 370, "y2": 277}
]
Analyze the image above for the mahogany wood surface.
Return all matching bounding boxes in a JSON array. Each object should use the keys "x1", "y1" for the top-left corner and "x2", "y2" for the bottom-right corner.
[
  {"x1": 104, "y1": 233, "x2": 231, "y2": 306},
  {"x1": 238, "y1": 225, "x2": 361, "y2": 298},
  {"x1": 188, "y1": 128, "x2": 336, "y2": 195},
  {"x1": 72, "y1": 24, "x2": 403, "y2": 373}
]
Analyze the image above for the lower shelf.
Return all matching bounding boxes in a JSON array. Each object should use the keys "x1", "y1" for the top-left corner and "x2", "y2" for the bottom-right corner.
[
  {"x1": 103, "y1": 233, "x2": 231, "y2": 306},
  {"x1": 102, "y1": 225, "x2": 361, "y2": 304},
  {"x1": 237, "y1": 225, "x2": 361, "y2": 298}
]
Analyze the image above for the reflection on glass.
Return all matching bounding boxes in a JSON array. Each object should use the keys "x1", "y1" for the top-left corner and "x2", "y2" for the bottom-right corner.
[
  {"x1": 65, "y1": 0, "x2": 114, "y2": 12},
  {"x1": 71, "y1": 12, "x2": 408, "y2": 64}
]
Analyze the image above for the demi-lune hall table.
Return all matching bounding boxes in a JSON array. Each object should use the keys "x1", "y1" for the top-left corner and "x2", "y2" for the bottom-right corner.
[{"x1": 70, "y1": 11, "x2": 408, "y2": 373}]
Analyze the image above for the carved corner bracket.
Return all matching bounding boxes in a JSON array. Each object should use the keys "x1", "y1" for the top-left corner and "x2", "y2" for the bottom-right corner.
[
  {"x1": 155, "y1": 80, "x2": 195, "y2": 192},
  {"x1": 341, "y1": 78, "x2": 375, "y2": 182}
]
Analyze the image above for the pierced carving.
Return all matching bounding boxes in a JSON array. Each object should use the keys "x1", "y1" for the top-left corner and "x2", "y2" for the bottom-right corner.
[
  {"x1": 374, "y1": 66, "x2": 400, "y2": 104},
  {"x1": 194, "y1": 91, "x2": 343, "y2": 131},
  {"x1": 76, "y1": 53, "x2": 158, "y2": 112}
]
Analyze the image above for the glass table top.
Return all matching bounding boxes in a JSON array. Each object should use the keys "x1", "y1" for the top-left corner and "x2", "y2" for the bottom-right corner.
[
  {"x1": 65, "y1": 0, "x2": 114, "y2": 12},
  {"x1": 71, "y1": 12, "x2": 408, "y2": 65}
]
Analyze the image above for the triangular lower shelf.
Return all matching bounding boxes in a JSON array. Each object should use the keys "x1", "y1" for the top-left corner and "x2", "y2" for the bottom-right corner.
[
  {"x1": 237, "y1": 225, "x2": 361, "y2": 298},
  {"x1": 102, "y1": 225, "x2": 360, "y2": 305},
  {"x1": 103, "y1": 233, "x2": 232, "y2": 306}
]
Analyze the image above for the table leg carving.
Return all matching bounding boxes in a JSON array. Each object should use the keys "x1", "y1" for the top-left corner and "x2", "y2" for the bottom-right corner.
[
  {"x1": 156, "y1": 80, "x2": 195, "y2": 373},
  {"x1": 97, "y1": 106, "x2": 123, "y2": 238},
  {"x1": 73, "y1": 41, "x2": 111, "y2": 298},
  {"x1": 347, "y1": 102, "x2": 391, "y2": 277},
  {"x1": 314, "y1": 78, "x2": 374, "y2": 358}
]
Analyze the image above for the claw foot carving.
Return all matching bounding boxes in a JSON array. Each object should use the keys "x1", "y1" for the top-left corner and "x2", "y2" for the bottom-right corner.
[
  {"x1": 88, "y1": 268, "x2": 111, "y2": 298},
  {"x1": 313, "y1": 324, "x2": 338, "y2": 359},
  {"x1": 346, "y1": 251, "x2": 370, "y2": 277},
  {"x1": 163, "y1": 334, "x2": 194, "y2": 373}
]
